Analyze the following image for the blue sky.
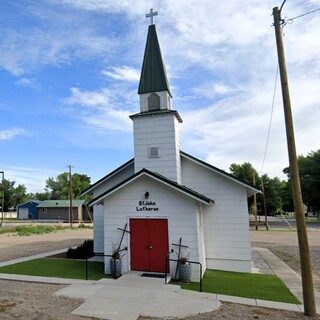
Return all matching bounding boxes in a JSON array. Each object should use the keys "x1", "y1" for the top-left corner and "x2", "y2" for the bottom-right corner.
[{"x1": 1, "y1": 0, "x2": 319, "y2": 193}]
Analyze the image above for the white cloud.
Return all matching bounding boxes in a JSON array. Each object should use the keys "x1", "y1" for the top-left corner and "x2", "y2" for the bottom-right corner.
[
  {"x1": 0, "y1": 15, "x2": 118, "y2": 76},
  {"x1": 192, "y1": 82, "x2": 239, "y2": 99},
  {"x1": 64, "y1": 86, "x2": 137, "y2": 132},
  {"x1": 0, "y1": 128, "x2": 26, "y2": 140},
  {"x1": 4, "y1": 166, "x2": 59, "y2": 194},
  {"x1": 54, "y1": 0, "x2": 152, "y2": 16},
  {"x1": 15, "y1": 77, "x2": 38, "y2": 89},
  {"x1": 65, "y1": 87, "x2": 109, "y2": 106},
  {"x1": 102, "y1": 66, "x2": 140, "y2": 82}
]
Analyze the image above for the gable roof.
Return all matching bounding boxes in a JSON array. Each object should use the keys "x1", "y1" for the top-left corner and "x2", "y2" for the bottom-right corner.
[
  {"x1": 81, "y1": 158, "x2": 134, "y2": 196},
  {"x1": 83, "y1": 152, "x2": 260, "y2": 199},
  {"x1": 37, "y1": 200, "x2": 85, "y2": 208},
  {"x1": 17, "y1": 200, "x2": 41, "y2": 208},
  {"x1": 89, "y1": 168, "x2": 214, "y2": 206},
  {"x1": 138, "y1": 24, "x2": 172, "y2": 97},
  {"x1": 180, "y1": 151, "x2": 261, "y2": 196}
]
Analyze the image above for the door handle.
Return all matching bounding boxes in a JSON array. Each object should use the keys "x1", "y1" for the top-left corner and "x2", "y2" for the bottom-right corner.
[{"x1": 146, "y1": 245, "x2": 153, "y2": 249}]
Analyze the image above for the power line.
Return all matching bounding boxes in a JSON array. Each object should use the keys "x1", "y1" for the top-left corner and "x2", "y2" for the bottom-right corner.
[
  {"x1": 287, "y1": 7, "x2": 320, "y2": 23},
  {"x1": 260, "y1": 66, "x2": 278, "y2": 175},
  {"x1": 276, "y1": 0, "x2": 320, "y2": 26}
]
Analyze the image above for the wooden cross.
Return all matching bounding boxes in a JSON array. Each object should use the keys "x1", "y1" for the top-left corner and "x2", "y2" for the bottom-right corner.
[
  {"x1": 146, "y1": 8, "x2": 158, "y2": 25},
  {"x1": 117, "y1": 223, "x2": 130, "y2": 251},
  {"x1": 172, "y1": 238, "x2": 189, "y2": 278}
]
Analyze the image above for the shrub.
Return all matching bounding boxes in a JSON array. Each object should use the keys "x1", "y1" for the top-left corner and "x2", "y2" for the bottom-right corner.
[{"x1": 67, "y1": 239, "x2": 94, "y2": 259}]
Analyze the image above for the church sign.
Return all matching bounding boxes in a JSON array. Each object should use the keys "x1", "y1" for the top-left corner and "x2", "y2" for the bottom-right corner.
[{"x1": 136, "y1": 200, "x2": 159, "y2": 212}]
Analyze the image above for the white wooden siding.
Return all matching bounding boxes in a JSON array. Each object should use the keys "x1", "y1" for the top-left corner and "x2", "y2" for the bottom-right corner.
[
  {"x1": 181, "y1": 157, "x2": 251, "y2": 272},
  {"x1": 93, "y1": 204, "x2": 104, "y2": 254},
  {"x1": 92, "y1": 163, "x2": 134, "y2": 199},
  {"x1": 133, "y1": 114, "x2": 181, "y2": 183},
  {"x1": 102, "y1": 175, "x2": 203, "y2": 281}
]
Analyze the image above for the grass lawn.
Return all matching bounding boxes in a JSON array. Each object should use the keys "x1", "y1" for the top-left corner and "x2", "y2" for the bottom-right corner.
[
  {"x1": 0, "y1": 224, "x2": 92, "y2": 236},
  {"x1": 0, "y1": 225, "x2": 66, "y2": 236},
  {"x1": 0, "y1": 258, "x2": 110, "y2": 280},
  {"x1": 171, "y1": 269, "x2": 299, "y2": 304}
]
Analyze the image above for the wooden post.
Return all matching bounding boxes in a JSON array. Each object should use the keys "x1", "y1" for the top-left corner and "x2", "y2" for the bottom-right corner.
[
  {"x1": 273, "y1": 6, "x2": 316, "y2": 316},
  {"x1": 0, "y1": 171, "x2": 4, "y2": 227},
  {"x1": 253, "y1": 172, "x2": 258, "y2": 230},
  {"x1": 261, "y1": 179, "x2": 269, "y2": 230},
  {"x1": 68, "y1": 165, "x2": 73, "y2": 228}
]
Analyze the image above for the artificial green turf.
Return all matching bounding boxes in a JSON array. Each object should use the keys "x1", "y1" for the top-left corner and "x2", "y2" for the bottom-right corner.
[
  {"x1": 171, "y1": 269, "x2": 300, "y2": 304},
  {"x1": 0, "y1": 258, "x2": 110, "y2": 280}
]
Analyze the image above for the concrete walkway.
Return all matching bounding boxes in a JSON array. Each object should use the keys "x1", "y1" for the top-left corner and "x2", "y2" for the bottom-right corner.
[{"x1": 0, "y1": 248, "x2": 319, "y2": 319}]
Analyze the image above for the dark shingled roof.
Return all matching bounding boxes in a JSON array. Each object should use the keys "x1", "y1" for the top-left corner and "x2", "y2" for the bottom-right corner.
[{"x1": 138, "y1": 24, "x2": 172, "y2": 97}]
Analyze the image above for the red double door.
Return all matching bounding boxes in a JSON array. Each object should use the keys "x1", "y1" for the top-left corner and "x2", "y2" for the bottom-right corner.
[{"x1": 130, "y1": 219, "x2": 169, "y2": 272}]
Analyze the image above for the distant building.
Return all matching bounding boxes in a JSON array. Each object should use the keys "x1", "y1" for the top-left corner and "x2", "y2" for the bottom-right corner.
[
  {"x1": 17, "y1": 201, "x2": 41, "y2": 219},
  {"x1": 37, "y1": 200, "x2": 85, "y2": 222}
]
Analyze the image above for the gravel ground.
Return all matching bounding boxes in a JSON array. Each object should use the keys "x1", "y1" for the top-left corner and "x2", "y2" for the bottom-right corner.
[
  {"x1": 1, "y1": 227, "x2": 320, "y2": 320},
  {"x1": 0, "y1": 280, "x2": 92, "y2": 320},
  {"x1": 0, "y1": 227, "x2": 93, "y2": 263},
  {"x1": 139, "y1": 302, "x2": 319, "y2": 320},
  {"x1": 251, "y1": 229, "x2": 320, "y2": 292}
]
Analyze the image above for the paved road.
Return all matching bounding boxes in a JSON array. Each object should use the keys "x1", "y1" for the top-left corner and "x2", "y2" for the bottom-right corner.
[{"x1": 250, "y1": 216, "x2": 320, "y2": 231}]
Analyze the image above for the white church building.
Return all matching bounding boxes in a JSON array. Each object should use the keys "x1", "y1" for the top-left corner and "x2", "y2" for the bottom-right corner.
[{"x1": 82, "y1": 14, "x2": 259, "y2": 281}]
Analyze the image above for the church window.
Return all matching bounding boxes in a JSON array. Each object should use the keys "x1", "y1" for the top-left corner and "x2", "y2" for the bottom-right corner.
[
  {"x1": 148, "y1": 93, "x2": 160, "y2": 111},
  {"x1": 148, "y1": 147, "x2": 159, "y2": 158}
]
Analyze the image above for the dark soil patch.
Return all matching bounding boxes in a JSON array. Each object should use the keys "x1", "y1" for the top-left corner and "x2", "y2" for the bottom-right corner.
[{"x1": 49, "y1": 252, "x2": 68, "y2": 259}]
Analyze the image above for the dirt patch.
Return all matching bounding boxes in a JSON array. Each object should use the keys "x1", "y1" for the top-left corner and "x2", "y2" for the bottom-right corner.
[
  {"x1": 0, "y1": 228, "x2": 93, "y2": 263},
  {"x1": 49, "y1": 252, "x2": 68, "y2": 259},
  {"x1": 0, "y1": 301, "x2": 17, "y2": 313},
  {"x1": 139, "y1": 301, "x2": 320, "y2": 320},
  {"x1": 0, "y1": 280, "x2": 92, "y2": 320}
]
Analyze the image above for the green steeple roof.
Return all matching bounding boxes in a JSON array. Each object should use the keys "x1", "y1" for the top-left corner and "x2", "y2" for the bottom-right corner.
[{"x1": 138, "y1": 24, "x2": 172, "y2": 97}]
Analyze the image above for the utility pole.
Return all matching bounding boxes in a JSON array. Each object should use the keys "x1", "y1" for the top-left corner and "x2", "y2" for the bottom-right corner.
[
  {"x1": 273, "y1": 6, "x2": 316, "y2": 316},
  {"x1": 261, "y1": 179, "x2": 269, "y2": 230},
  {"x1": 67, "y1": 165, "x2": 74, "y2": 228},
  {"x1": 0, "y1": 171, "x2": 4, "y2": 227},
  {"x1": 253, "y1": 171, "x2": 258, "y2": 230}
]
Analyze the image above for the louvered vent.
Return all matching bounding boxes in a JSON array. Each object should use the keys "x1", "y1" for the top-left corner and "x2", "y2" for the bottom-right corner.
[
  {"x1": 148, "y1": 147, "x2": 159, "y2": 158},
  {"x1": 148, "y1": 93, "x2": 160, "y2": 111}
]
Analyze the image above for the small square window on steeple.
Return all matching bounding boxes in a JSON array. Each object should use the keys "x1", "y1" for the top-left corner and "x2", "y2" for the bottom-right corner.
[{"x1": 148, "y1": 147, "x2": 159, "y2": 158}]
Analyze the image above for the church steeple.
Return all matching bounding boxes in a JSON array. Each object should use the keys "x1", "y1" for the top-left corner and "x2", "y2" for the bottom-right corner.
[
  {"x1": 138, "y1": 9, "x2": 172, "y2": 113},
  {"x1": 138, "y1": 24, "x2": 172, "y2": 97},
  {"x1": 131, "y1": 9, "x2": 182, "y2": 183}
]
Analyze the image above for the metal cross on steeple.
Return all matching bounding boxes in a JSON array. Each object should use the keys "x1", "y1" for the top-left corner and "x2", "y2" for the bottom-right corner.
[{"x1": 146, "y1": 8, "x2": 158, "y2": 25}]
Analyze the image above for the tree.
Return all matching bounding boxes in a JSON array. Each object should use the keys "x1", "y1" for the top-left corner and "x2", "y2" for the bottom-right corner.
[
  {"x1": 229, "y1": 162, "x2": 259, "y2": 185},
  {"x1": 260, "y1": 175, "x2": 284, "y2": 215},
  {"x1": 0, "y1": 179, "x2": 28, "y2": 210},
  {"x1": 284, "y1": 149, "x2": 320, "y2": 215},
  {"x1": 45, "y1": 173, "x2": 91, "y2": 200},
  {"x1": 28, "y1": 191, "x2": 51, "y2": 201},
  {"x1": 229, "y1": 162, "x2": 260, "y2": 214},
  {"x1": 279, "y1": 180, "x2": 294, "y2": 213},
  {"x1": 230, "y1": 162, "x2": 291, "y2": 216}
]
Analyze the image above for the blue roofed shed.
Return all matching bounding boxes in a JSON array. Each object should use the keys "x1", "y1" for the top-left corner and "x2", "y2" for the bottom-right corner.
[{"x1": 17, "y1": 201, "x2": 41, "y2": 220}]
